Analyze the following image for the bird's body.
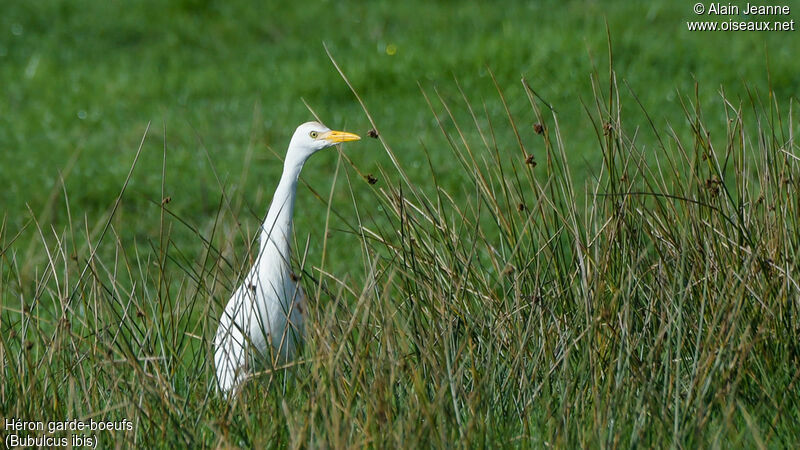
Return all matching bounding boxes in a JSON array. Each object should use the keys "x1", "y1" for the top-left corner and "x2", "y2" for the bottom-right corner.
[{"x1": 214, "y1": 121, "x2": 360, "y2": 395}]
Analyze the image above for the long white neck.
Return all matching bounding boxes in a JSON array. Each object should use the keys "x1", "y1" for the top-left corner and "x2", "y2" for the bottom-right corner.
[{"x1": 259, "y1": 155, "x2": 306, "y2": 268}]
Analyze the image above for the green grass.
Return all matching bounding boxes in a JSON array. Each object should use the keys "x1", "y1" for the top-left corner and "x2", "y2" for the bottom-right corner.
[
  {"x1": 2, "y1": 0, "x2": 798, "y2": 268},
  {"x1": 2, "y1": 0, "x2": 800, "y2": 447}
]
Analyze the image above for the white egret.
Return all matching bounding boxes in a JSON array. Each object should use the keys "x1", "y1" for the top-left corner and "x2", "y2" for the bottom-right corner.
[{"x1": 214, "y1": 121, "x2": 360, "y2": 395}]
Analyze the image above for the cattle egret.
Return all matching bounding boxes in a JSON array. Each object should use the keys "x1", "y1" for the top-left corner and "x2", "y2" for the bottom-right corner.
[{"x1": 214, "y1": 121, "x2": 360, "y2": 395}]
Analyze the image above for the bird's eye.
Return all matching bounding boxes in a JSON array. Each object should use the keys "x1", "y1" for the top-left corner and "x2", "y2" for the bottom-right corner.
[{"x1": 309, "y1": 131, "x2": 318, "y2": 139}]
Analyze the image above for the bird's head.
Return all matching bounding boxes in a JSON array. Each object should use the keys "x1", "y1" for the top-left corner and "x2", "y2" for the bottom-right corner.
[{"x1": 287, "y1": 121, "x2": 361, "y2": 161}]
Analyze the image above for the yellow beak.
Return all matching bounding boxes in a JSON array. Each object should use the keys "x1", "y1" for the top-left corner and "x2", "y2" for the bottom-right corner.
[{"x1": 322, "y1": 130, "x2": 361, "y2": 144}]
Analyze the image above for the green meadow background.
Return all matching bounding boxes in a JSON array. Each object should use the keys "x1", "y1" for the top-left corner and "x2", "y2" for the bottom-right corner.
[
  {"x1": 2, "y1": 1, "x2": 797, "y2": 265},
  {"x1": 1, "y1": 0, "x2": 799, "y2": 447}
]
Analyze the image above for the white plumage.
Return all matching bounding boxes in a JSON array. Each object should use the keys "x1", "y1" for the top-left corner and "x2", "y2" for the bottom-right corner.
[{"x1": 214, "y1": 121, "x2": 360, "y2": 395}]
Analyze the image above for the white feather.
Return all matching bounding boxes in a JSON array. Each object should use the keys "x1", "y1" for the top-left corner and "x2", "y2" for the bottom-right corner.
[{"x1": 213, "y1": 121, "x2": 360, "y2": 396}]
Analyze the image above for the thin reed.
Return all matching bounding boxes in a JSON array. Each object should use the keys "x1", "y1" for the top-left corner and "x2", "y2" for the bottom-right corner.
[{"x1": 1, "y1": 64, "x2": 798, "y2": 448}]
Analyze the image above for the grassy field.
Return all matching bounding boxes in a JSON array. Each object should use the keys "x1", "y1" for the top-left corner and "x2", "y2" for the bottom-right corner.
[{"x1": 2, "y1": 0, "x2": 799, "y2": 447}]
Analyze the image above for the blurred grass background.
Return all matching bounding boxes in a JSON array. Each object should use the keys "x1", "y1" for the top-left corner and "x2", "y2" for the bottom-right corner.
[
  {"x1": 2, "y1": 1, "x2": 799, "y2": 447},
  {"x1": 1, "y1": 0, "x2": 797, "y2": 273}
]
